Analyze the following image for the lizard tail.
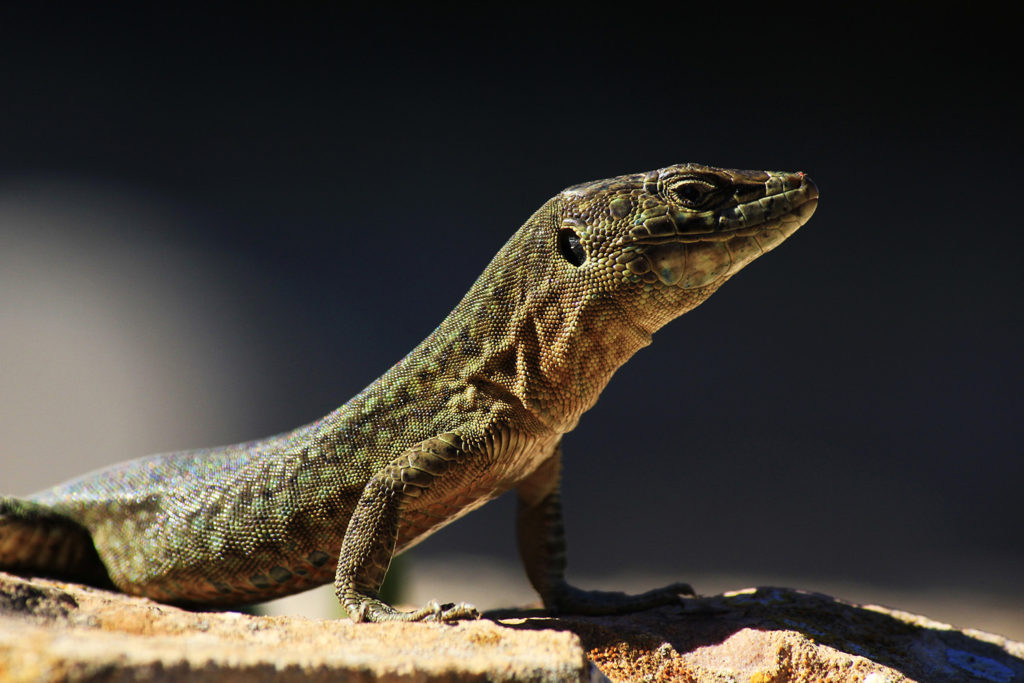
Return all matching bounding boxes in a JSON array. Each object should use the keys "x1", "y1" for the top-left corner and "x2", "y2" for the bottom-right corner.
[{"x1": 0, "y1": 496, "x2": 114, "y2": 589}]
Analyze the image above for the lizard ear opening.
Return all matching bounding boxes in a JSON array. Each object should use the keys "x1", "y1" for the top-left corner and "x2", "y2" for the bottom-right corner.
[{"x1": 557, "y1": 227, "x2": 586, "y2": 267}]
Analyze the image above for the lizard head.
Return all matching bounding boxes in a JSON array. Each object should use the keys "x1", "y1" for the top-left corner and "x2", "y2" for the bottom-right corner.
[
  {"x1": 555, "y1": 163, "x2": 818, "y2": 332},
  {"x1": 442, "y1": 164, "x2": 818, "y2": 432}
]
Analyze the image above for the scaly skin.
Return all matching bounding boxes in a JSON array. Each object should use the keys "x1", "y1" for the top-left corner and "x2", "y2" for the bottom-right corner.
[{"x1": 0, "y1": 164, "x2": 818, "y2": 622}]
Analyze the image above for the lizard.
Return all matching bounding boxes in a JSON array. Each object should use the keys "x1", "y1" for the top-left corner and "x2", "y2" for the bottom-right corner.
[{"x1": 0, "y1": 163, "x2": 818, "y2": 622}]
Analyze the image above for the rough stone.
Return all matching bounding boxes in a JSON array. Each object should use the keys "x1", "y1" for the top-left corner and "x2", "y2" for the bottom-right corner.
[
  {"x1": 529, "y1": 587, "x2": 1024, "y2": 682},
  {"x1": 1, "y1": 572, "x2": 1021, "y2": 682},
  {"x1": 0, "y1": 572, "x2": 587, "y2": 682}
]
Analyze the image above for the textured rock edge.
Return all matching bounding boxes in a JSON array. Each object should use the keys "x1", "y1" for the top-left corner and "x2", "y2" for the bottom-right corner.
[
  {"x1": 2, "y1": 572, "x2": 1023, "y2": 683},
  {"x1": 0, "y1": 572, "x2": 587, "y2": 682}
]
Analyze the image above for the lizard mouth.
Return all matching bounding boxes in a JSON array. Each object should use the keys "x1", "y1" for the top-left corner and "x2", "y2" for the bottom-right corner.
[{"x1": 625, "y1": 174, "x2": 818, "y2": 288}]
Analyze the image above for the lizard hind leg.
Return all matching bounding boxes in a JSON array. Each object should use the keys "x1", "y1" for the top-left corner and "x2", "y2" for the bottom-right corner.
[
  {"x1": 0, "y1": 496, "x2": 114, "y2": 589},
  {"x1": 516, "y1": 445, "x2": 695, "y2": 616}
]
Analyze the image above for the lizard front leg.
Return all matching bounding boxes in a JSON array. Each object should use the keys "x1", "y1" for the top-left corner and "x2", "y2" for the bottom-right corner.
[
  {"x1": 334, "y1": 433, "x2": 479, "y2": 622},
  {"x1": 516, "y1": 441, "x2": 695, "y2": 615}
]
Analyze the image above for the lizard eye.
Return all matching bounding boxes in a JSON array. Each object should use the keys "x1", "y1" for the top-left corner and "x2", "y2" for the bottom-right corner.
[
  {"x1": 669, "y1": 178, "x2": 717, "y2": 208},
  {"x1": 558, "y1": 227, "x2": 587, "y2": 267}
]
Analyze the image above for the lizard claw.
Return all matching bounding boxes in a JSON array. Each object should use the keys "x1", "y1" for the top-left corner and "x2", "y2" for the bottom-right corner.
[
  {"x1": 442, "y1": 601, "x2": 480, "y2": 621},
  {"x1": 347, "y1": 597, "x2": 480, "y2": 622},
  {"x1": 427, "y1": 600, "x2": 480, "y2": 622}
]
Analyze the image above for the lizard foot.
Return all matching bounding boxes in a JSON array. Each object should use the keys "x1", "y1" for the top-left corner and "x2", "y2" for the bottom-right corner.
[
  {"x1": 351, "y1": 597, "x2": 480, "y2": 623},
  {"x1": 545, "y1": 580, "x2": 695, "y2": 616}
]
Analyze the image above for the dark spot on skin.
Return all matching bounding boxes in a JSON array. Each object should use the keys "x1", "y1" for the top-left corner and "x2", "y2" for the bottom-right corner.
[
  {"x1": 307, "y1": 551, "x2": 330, "y2": 567},
  {"x1": 213, "y1": 581, "x2": 233, "y2": 594},
  {"x1": 250, "y1": 574, "x2": 271, "y2": 589},
  {"x1": 270, "y1": 566, "x2": 293, "y2": 583}
]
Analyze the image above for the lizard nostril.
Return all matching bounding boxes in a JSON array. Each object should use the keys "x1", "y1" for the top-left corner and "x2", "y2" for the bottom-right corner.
[{"x1": 800, "y1": 174, "x2": 819, "y2": 201}]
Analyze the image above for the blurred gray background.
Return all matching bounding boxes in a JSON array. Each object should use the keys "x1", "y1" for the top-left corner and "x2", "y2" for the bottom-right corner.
[{"x1": 1, "y1": 5, "x2": 1020, "y2": 637}]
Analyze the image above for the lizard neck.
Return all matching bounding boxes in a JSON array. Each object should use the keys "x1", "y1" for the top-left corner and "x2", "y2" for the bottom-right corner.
[
  {"x1": 407, "y1": 199, "x2": 655, "y2": 436},
  {"x1": 344, "y1": 198, "x2": 730, "y2": 443},
  {"x1": 496, "y1": 288, "x2": 655, "y2": 433}
]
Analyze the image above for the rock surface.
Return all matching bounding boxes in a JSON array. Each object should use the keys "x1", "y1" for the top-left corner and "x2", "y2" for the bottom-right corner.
[
  {"x1": 1, "y1": 572, "x2": 1021, "y2": 682},
  {"x1": 531, "y1": 588, "x2": 1024, "y2": 682},
  {"x1": 0, "y1": 572, "x2": 586, "y2": 682}
]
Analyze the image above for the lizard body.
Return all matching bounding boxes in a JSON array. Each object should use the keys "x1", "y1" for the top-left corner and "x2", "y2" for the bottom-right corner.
[{"x1": 0, "y1": 164, "x2": 818, "y2": 621}]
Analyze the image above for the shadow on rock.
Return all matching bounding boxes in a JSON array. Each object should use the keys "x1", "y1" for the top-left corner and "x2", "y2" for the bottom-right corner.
[{"x1": 490, "y1": 586, "x2": 1024, "y2": 682}]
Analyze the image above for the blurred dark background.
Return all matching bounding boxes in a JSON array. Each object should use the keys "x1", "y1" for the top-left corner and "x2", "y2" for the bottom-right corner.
[{"x1": 1, "y1": 4, "x2": 1020, "y2": 631}]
